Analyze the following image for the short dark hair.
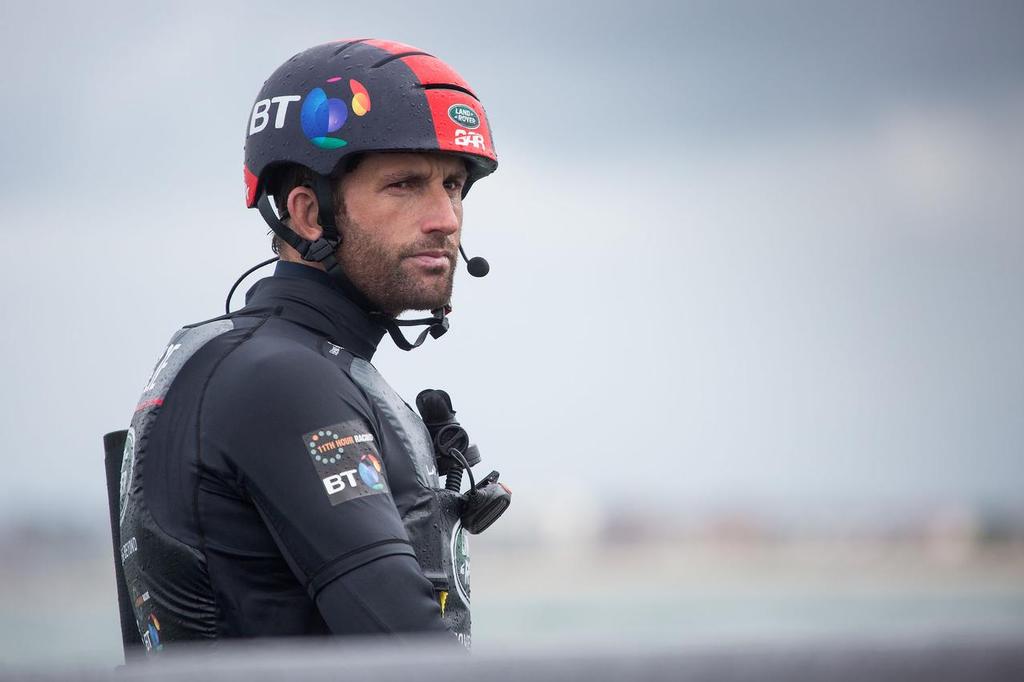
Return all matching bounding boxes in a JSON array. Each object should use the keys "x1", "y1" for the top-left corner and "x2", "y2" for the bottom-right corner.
[{"x1": 265, "y1": 156, "x2": 363, "y2": 253}]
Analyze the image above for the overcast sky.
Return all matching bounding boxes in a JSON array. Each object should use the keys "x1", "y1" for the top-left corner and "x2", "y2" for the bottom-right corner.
[{"x1": 1, "y1": 1, "x2": 1021, "y2": 529}]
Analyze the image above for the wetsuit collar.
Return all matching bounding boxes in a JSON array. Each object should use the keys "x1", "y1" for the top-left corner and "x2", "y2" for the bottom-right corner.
[
  {"x1": 273, "y1": 260, "x2": 336, "y2": 288},
  {"x1": 243, "y1": 261, "x2": 387, "y2": 360}
]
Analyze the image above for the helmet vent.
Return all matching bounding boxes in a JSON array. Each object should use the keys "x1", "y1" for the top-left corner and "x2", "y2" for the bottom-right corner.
[
  {"x1": 420, "y1": 83, "x2": 479, "y2": 101},
  {"x1": 371, "y1": 51, "x2": 433, "y2": 68},
  {"x1": 332, "y1": 38, "x2": 370, "y2": 57}
]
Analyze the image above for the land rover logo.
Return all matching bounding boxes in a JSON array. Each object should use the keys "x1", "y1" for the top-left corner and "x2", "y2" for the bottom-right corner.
[
  {"x1": 118, "y1": 427, "x2": 136, "y2": 524},
  {"x1": 450, "y1": 520, "x2": 471, "y2": 605},
  {"x1": 448, "y1": 104, "x2": 480, "y2": 129}
]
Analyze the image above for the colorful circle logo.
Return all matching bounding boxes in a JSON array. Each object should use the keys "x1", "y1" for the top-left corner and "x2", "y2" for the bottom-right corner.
[
  {"x1": 300, "y1": 78, "x2": 371, "y2": 150},
  {"x1": 358, "y1": 453, "x2": 385, "y2": 491}
]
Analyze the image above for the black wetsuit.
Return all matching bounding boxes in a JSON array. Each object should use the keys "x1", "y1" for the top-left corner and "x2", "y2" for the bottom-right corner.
[{"x1": 117, "y1": 262, "x2": 472, "y2": 652}]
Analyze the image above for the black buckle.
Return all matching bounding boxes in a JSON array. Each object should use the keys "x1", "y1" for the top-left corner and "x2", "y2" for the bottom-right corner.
[
  {"x1": 299, "y1": 237, "x2": 338, "y2": 263},
  {"x1": 429, "y1": 315, "x2": 450, "y2": 339}
]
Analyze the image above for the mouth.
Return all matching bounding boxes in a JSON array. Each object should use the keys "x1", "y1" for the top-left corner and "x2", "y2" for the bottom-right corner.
[{"x1": 406, "y1": 249, "x2": 454, "y2": 270}]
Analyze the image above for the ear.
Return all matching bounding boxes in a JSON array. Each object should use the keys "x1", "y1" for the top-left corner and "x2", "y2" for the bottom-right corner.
[{"x1": 286, "y1": 186, "x2": 324, "y2": 242}]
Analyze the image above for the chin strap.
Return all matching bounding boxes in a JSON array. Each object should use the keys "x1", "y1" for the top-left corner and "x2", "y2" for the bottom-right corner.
[
  {"x1": 254, "y1": 178, "x2": 450, "y2": 351},
  {"x1": 371, "y1": 308, "x2": 451, "y2": 351}
]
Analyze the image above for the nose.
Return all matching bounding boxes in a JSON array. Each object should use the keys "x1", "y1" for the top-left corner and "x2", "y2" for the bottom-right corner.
[{"x1": 420, "y1": 183, "x2": 461, "y2": 237}]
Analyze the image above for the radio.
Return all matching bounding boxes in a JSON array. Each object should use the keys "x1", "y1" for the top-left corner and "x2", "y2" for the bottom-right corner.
[{"x1": 416, "y1": 388, "x2": 511, "y2": 534}]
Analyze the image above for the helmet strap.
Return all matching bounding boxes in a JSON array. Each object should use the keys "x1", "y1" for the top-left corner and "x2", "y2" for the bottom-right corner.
[
  {"x1": 256, "y1": 189, "x2": 373, "y2": 310},
  {"x1": 372, "y1": 309, "x2": 450, "y2": 351},
  {"x1": 309, "y1": 174, "x2": 340, "y2": 241}
]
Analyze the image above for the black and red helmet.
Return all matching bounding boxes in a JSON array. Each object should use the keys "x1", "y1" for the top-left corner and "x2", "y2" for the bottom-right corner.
[{"x1": 243, "y1": 38, "x2": 499, "y2": 207}]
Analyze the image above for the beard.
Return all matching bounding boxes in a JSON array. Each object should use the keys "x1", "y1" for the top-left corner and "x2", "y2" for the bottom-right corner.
[{"x1": 336, "y1": 215, "x2": 457, "y2": 317}]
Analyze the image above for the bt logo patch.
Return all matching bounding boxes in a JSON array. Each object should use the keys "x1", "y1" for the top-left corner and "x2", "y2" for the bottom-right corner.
[
  {"x1": 322, "y1": 469, "x2": 359, "y2": 495},
  {"x1": 300, "y1": 78, "x2": 372, "y2": 150},
  {"x1": 302, "y1": 422, "x2": 387, "y2": 506}
]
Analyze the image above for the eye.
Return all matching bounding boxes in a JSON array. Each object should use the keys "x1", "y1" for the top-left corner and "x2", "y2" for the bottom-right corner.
[{"x1": 444, "y1": 177, "x2": 467, "y2": 193}]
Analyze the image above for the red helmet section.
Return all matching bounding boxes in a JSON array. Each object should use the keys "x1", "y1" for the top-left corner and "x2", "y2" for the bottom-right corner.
[
  {"x1": 360, "y1": 38, "x2": 497, "y2": 171},
  {"x1": 244, "y1": 165, "x2": 259, "y2": 209},
  {"x1": 364, "y1": 39, "x2": 476, "y2": 92}
]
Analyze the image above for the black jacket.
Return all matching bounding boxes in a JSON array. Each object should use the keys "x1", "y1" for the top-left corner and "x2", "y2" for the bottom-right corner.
[{"x1": 117, "y1": 262, "x2": 471, "y2": 652}]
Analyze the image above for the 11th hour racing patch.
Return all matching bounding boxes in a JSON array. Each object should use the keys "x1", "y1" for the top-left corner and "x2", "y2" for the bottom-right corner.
[{"x1": 301, "y1": 422, "x2": 389, "y2": 506}]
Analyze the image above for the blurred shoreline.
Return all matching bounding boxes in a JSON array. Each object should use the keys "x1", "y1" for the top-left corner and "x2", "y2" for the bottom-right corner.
[{"x1": 4, "y1": 504, "x2": 1023, "y2": 667}]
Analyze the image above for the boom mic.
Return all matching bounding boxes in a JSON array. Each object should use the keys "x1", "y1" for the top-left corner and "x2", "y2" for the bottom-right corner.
[{"x1": 459, "y1": 244, "x2": 490, "y2": 277}]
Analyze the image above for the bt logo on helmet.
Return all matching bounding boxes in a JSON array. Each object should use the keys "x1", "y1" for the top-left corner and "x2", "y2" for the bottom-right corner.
[
  {"x1": 301, "y1": 78, "x2": 372, "y2": 150},
  {"x1": 248, "y1": 96, "x2": 301, "y2": 136},
  {"x1": 247, "y1": 78, "x2": 372, "y2": 150}
]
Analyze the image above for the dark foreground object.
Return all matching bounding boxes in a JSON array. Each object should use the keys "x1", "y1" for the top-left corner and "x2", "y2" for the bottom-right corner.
[{"x1": 5, "y1": 633, "x2": 1024, "y2": 682}]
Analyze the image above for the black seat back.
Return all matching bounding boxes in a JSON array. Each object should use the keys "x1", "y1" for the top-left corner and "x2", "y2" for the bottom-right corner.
[{"x1": 102, "y1": 430, "x2": 143, "y2": 661}]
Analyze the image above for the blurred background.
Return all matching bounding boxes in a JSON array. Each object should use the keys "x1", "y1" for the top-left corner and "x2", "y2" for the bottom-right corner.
[{"x1": 1, "y1": 0, "x2": 1022, "y2": 670}]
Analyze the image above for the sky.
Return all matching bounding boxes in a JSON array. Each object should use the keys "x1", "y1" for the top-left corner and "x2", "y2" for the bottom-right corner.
[{"x1": 0, "y1": 0, "x2": 1022, "y2": 530}]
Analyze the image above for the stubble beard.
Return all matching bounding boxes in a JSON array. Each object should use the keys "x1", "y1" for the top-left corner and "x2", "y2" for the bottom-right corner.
[{"x1": 336, "y1": 215, "x2": 457, "y2": 317}]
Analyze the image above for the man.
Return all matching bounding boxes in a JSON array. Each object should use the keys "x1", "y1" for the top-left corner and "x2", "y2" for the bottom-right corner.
[{"x1": 113, "y1": 38, "x2": 505, "y2": 654}]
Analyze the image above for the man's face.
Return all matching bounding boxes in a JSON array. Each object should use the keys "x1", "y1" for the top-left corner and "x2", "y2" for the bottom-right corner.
[{"x1": 335, "y1": 152, "x2": 468, "y2": 316}]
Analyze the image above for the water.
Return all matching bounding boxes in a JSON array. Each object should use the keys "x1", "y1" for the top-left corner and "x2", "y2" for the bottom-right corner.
[{"x1": 3, "y1": 540, "x2": 1023, "y2": 669}]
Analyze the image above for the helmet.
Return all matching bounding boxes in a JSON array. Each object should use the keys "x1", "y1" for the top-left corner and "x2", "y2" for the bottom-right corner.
[
  {"x1": 243, "y1": 38, "x2": 498, "y2": 208},
  {"x1": 239, "y1": 39, "x2": 498, "y2": 351}
]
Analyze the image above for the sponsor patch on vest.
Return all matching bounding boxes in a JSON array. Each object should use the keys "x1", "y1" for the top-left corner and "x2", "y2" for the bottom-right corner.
[
  {"x1": 301, "y1": 422, "x2": 389, "y2": 506},
  {"x1": 451, "y1": 520, "x2": 470, "y2": 606},
  {"x1": 118, "y1": 427, "x2": 136, "y2": 524}
]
